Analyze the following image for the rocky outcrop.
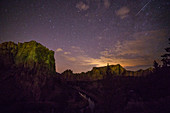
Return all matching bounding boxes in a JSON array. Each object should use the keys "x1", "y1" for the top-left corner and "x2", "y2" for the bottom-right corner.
[
  {"x1": 61, "y1": 64, "x2": 153, "y2": 81},
  {"x1": 89, "y1": 64, "x2": 153, "y2": 77},
  {"x1": 125, "y1": 67, "x2": 153, "y2": 76},
  {"x1": 0, "y1": 41, "x2": 56, "y2": 102},
  {"x1": 0, "y1": 40, "x2": 55, "y2": 73},
  {"x1": 0, "y1": 41, "x2": 17, "y2": 68},
  {"x1": 0, "y1": 41, "x2": 90, "y2": 113},
  {"x1": 90, "y1": 64, "x2": 126, "y2": 77}
]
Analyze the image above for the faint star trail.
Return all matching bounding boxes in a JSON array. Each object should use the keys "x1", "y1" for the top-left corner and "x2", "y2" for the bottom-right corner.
[{"x1": 136, "y1": 0, "x2": 152, "y2": 16}]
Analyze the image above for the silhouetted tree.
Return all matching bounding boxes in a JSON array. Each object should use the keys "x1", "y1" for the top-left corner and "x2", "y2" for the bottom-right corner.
[
  {"x1": 103, "y1": 63, "x2": 113, "y2": 90},
  {"x1": 161, "y1": 38, "x2": 170, "y2": 67},
  {"x1": 153, "y1": 60, "x2": 159, "y2": 71},
  {"x1": 118, "y1": 64, "x2": 121, "y2": 75},
  {"x1": 106, "y1": 63, "x2": 112, "y2": 80}
]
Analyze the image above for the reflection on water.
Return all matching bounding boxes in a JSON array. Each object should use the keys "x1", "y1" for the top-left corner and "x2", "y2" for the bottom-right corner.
[{"x1": 79, "y1": 92, "x2": 95, "y2": 113}]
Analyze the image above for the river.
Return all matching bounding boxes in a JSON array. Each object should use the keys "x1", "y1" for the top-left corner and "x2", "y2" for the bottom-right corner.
[{"x1": 79, "y1": 92, "x2": 95, "y2": 113}]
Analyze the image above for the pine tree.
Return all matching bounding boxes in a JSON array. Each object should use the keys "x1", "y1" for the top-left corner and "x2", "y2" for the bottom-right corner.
[
  {"x1": 106, "y1": 63, "x2": 112, "y2": 79},
  {"x1": 153, "y1": 60, "x2": 158, "y2": 69},
  {"x1": 161, "y1": 38, "x2": 170, "y2": 67},
  {"x1": 153, "y1": 60, "x2": 159, "y2": 72}
]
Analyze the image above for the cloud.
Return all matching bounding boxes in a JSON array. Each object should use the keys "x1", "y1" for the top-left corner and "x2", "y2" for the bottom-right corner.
[
  {"x1": 76, "y1": 1, "x2": 89, "y2": 11},
  {"x1": 76, "y1": 0, "x2": 110, "y2": 12},
  {"x1": 78, "y1": 30, "x2": 168, "y2": 70},
  {"x1": 55, "y1": 46, "x2": 93, "y2": 73},
  {"x1": 98, "y1": 36, "x2": 103, "y2": 40},
  {"x1": 104, "y1": 0, "x2": 110, "y2": 9},
  {"x1": 79, "y1": 56, "x2": 114, "y2": 67},
  {"x1": 100, "y1": 50, "x2": 112, "y2": 57},
  {"x1": 55, "y1": 30, "x2": 169, "y2": 73},
  {"x1": 124, "y1": 65, "x2": 152, "y2": 71},
  {"x1": 62, "y1": 55, "x2": 76, "y2": 62},
  {"x1": 112, "y1": 30, "x2": 168, "y2": 66},
  {"x1": 64, "y1": 52, "x2": 71, "y2": 55},
  {"x1": 115, "y1": 6, "x2": 130, "y2": 19},
  {"x1": 56, "y1": 48, "x2": 63, "y2": 52},
  {"x1": 114, "y1": 30, "x2": 167, "y2": 57},
  {"x1": 71, "y1": 46, "x2": 85, "y2": 54}
]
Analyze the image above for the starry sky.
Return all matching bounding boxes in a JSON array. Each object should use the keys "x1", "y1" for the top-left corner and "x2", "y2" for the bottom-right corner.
[{"x1": 0, "y1": 0, "x2": 170, "y2": 73}]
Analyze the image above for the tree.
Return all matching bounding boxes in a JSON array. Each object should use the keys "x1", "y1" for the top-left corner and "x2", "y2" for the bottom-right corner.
[
  {"x1": 161, "y1": 38, "x2": 170, "y2": 67},
  {"x1": 106, "y1": 63, "x2": 112, "y2": 80},
  {"x1": 153, "y1": 60, "x2": 159, "y2": 70},
  {"x1": 153, "y1": 60, "x2": 161, "y2": 72}
]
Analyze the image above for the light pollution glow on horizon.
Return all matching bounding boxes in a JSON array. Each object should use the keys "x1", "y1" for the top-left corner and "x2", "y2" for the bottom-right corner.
[{"x1": 55, "y1": 29, "x2": 169, "y2": 73}]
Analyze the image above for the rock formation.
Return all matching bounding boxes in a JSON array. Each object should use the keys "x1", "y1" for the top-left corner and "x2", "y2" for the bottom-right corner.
[
  {"x1": 0, "y1": 41, "x2": 56, "y2": 102},
  {"x1": 0, "y1": 40, "x2": 55, "y2": 73},
  {"x1": 61, "y1": 64, "x2": 153, "y2": 81},
  {"x1": 0, "y1": 41, "x2": 89, "y2": 113}
]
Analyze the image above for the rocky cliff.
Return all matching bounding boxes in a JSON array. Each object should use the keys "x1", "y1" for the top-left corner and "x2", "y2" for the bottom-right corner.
[
  {"x1": 61, "y1": 64, "x2": 153, "y2": 81},
  {"x1": 0, "y1": 41, "x2": 89, "y2": 113},
  {"x1": 0, "y1": 41, "x2": 56, "y2": 102},
  {"x1": 0, "y1": 40, "x2": 55, "y2": 73},
  {"x1": 89, "y1": 64, "x2": 153, "y2": 77}
]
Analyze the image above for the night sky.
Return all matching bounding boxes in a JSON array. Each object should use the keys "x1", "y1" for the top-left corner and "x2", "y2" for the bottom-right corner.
[{"x1": 0, "y1": 0, "x2": 170, "y2": 73}]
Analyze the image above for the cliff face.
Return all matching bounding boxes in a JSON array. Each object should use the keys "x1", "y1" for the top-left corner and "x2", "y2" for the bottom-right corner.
[
  {"x1": 0, "y1": 41, "x2": 56, "y2": 102},
  {"x1": 125, "y1": 67, "x2": 153, "y2": 76},
  {"x1": 0, "y1": 41, "x2": 17, "y2": 68},
  {"x1": 61, "y1": 64, "x2": 153, "y2": 81},
  {"x1": 88, "y1": 64, "x2": 153, "y2": 79},
  {"x1": 0, "y1": 40, "x2": 55, "y2": 73},
  {"x1": 0, "y1": 41, "x2": 89, "y2": 113},
  {"x1": 91, "y1": 64, "x2": 125, "y2": 76}
]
